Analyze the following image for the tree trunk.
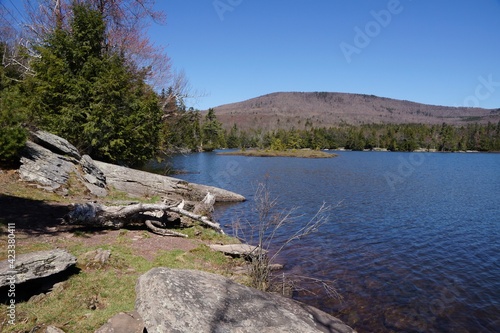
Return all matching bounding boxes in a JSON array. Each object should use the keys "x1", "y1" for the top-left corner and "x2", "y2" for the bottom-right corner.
[{"x1": 64, "y1": 196, "x2": 224, "y2": 237}]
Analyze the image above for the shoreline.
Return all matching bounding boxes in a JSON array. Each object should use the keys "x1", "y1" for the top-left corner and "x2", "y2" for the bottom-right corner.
[{"x1": 218, "y1": 149, "x2": 337, "y2": 158}]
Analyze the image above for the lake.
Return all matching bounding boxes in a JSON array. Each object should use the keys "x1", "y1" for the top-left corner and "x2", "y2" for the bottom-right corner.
[{"x1": 159, "y1": 151, "x2": 500, "y2": 332}]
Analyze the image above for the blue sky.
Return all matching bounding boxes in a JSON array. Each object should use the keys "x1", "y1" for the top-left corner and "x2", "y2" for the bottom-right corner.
[{"x1": 152, "y1": 0, "x2": 500, "y2": 110}]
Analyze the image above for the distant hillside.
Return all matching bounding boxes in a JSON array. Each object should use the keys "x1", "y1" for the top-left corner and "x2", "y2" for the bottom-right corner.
[{"x1": 209, "y1": 92, "x2": 500, "y2": 131}]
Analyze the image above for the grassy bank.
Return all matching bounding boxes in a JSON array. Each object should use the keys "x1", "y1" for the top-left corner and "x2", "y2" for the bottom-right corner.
[
  {"x1": 0, "y1": 170, "x2": 246, "y2": 332},
  {"x1": 218, "y1": 149, "x2": 337, "y2": 158}
]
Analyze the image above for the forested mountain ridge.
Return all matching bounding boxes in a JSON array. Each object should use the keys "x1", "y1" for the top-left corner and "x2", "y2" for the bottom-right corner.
[{"x1": 210, "y1": 92, "x2": 500, "y2": 131}]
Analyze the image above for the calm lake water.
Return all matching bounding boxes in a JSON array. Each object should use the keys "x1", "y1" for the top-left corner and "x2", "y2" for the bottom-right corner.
[{"x1": 160, "y1": 151, "x2": 500, "y2": 332}]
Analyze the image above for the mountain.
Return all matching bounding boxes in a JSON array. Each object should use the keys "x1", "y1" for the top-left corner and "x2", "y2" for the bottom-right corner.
[{"x1": 209, "y1": 92, "x2": 500, "y2": 131}]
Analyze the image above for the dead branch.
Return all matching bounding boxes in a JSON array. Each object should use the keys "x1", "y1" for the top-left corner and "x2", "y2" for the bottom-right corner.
[
  {"x1": 64, "y1": 199, "x2": 224, "y2": 237},
  {"x1": 144, "y1": 219, "x2": 188, "y2": 238}
]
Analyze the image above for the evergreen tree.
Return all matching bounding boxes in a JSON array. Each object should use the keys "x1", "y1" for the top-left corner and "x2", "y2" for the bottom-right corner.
[
  {"x1": 202, "y1": 108, "x2": 225, "y2": 150},
  {"x1": 0, "y1": 43, "x2": 28, "y2": 164},
  {"x1": 226, "y1": 124, "x2": 241, "y2": 148},
  {"x1": 26, "y1": 3, "x2": 162, "y2": 166}
]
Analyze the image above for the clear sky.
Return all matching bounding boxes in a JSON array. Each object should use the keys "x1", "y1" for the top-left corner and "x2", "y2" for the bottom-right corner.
[{"x1": 152, "y1": 0, "x2": 500, "y2": 111}]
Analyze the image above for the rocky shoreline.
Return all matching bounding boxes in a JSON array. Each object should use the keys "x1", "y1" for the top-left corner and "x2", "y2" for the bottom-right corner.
[{"x1": 0, "y1": 131, "x2": 356, "y2": 333}]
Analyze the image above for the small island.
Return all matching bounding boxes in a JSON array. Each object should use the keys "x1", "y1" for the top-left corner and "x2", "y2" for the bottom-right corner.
[{"x1": 218, "y1": 149, "x2": 337, "y2": 158}]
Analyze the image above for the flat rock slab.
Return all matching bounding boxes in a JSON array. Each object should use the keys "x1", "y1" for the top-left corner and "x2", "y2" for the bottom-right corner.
[
  {"x1": 94, "y1": 311, "x2": 145, "y2": 333},
  {"x1": 209, "y1": 244, "x2": 267, "y2": 258},
  {"x1": 95, "y1": 160, "x2": 245, "y2": 202},
  {"x1": 0, "y1": 249, "x2": 77, "y2": 287},
  {"x1": 32, "y1": 130, "x2": 81, "y2": 160},
  {"x1": 136, "y1": 268, "x2": 356, "y2": 333}
]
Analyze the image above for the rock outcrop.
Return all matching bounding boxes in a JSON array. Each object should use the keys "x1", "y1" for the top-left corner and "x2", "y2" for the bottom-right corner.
[
  {"x1": 19, "y1": 131, "x2": 108, "y2": 196},
  {"x1": 95, "y1": 160, "x2": 245, "y2": 202},
  {"x1": 136, "y1": 268, "x2": 356, "y2": 333},
  {"x1": 0, "y1": 249, "x2": 77, "y2": 287},
  {"x1": 31, "y1": 130, "x2": 81, "y2": 160},
  {"x1": 19, "y1": 141, "x2": 78, "y2": 191},
  {"x1": 18, "y1": 130, "x2": 244, "y2": 202},
  {"x1": 80, "y1": 154, "x2": 106, "y2": 189}
]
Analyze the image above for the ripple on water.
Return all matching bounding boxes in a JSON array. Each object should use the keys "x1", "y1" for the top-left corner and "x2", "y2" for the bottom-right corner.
[{"x1": 170, "y1": 151, "x2": 500, "y2": 333}]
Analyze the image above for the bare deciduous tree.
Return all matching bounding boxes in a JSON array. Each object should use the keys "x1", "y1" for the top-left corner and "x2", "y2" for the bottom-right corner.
[
  {"x1": 232, "y1": 182, "x2": 342, "y2": 301},
  {"x1": 18, "y1": 0, "x2": 171, "y2": 88}
]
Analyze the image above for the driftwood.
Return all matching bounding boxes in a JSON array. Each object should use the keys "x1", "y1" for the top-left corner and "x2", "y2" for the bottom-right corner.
[{"x1": 64, "y1": 193, "x2": 224, "y2": 237}]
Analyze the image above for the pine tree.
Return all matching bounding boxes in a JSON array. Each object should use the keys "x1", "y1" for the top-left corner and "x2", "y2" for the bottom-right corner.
[
  {"x1": 226, "y1": 124, "x2": 241, "y2": 148},
  {"x1": 26, "y1": 3, "x2": 162, "y2": 166},
  {"x1": 202, "y1": 108, "x2": 225, "y2": 150},
  {"x1": 0, "y1": 43, "x2": 28, "y2": 164}
]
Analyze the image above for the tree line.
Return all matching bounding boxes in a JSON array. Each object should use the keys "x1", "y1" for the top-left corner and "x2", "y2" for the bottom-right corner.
[
  {"x1": 167, "y1": 111, "x2": 500, "y2": 153},
  {"x1": 262, "y1": 122, "x2": 500, "y2": 152}
]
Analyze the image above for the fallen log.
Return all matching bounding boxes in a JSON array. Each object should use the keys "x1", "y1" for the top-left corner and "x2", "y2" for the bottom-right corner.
[{"x1": 64, "y1": 196, "x2": 224, "y2": 237}]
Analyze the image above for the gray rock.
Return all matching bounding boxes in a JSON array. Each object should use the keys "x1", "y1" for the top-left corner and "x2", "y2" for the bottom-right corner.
[
  {"x1": 32, "y1": 130, "x2": 81, "y2": 160},
  {"x1": 95, "y1": 160, "x2": 245, "y2": 202},
  {"x1": 94, "y1": 311, "x2": 145, "y2": 333},
  {"x1": 19, "y1": 141, "x2": 77, "y2": 190},
  {"x1": 80, "y1": 155, "x2": 106, "y2": 188},
  {"x1": 136, "y1": 268, "x2": 356, "y2": 333},
  {"x1": 0, "y1": 249, "x2": 77, "y2": 287},
  {"x1": 19, "y1": 137, "x2": 108, "y2": 196},
  {"x1": 45, "y1": 326, "x2": 66, "y2": 333},
  {"x1": 80, "y1": 154, "x2": 108, "y2": 196},
  {"x1": 83, "y1": 182, "x2": 108, "y2": 197},
  {"x1": 80, "y1": 248, "x2": 112, "y2": 268},
  {"x1": 209, "y1": 244, "x2": 267, "y2": 258}
]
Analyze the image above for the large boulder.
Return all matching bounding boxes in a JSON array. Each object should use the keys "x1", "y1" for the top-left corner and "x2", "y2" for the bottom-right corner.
[
  {"x1": 19, "y1": 141, "x2": 78, "y2": 191},
  {"x1": 136, "y1": 268, "x2": 355, "y2": 333},
  {"x1": 32, "y1": 130, "x2": 81, "y2": 160},
  {"x1": 19, "y1": 132, "x2": 108, "y2": 196},
  {"x1": 0, "y1": 249, "x2": 77, "y2": 287}
]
